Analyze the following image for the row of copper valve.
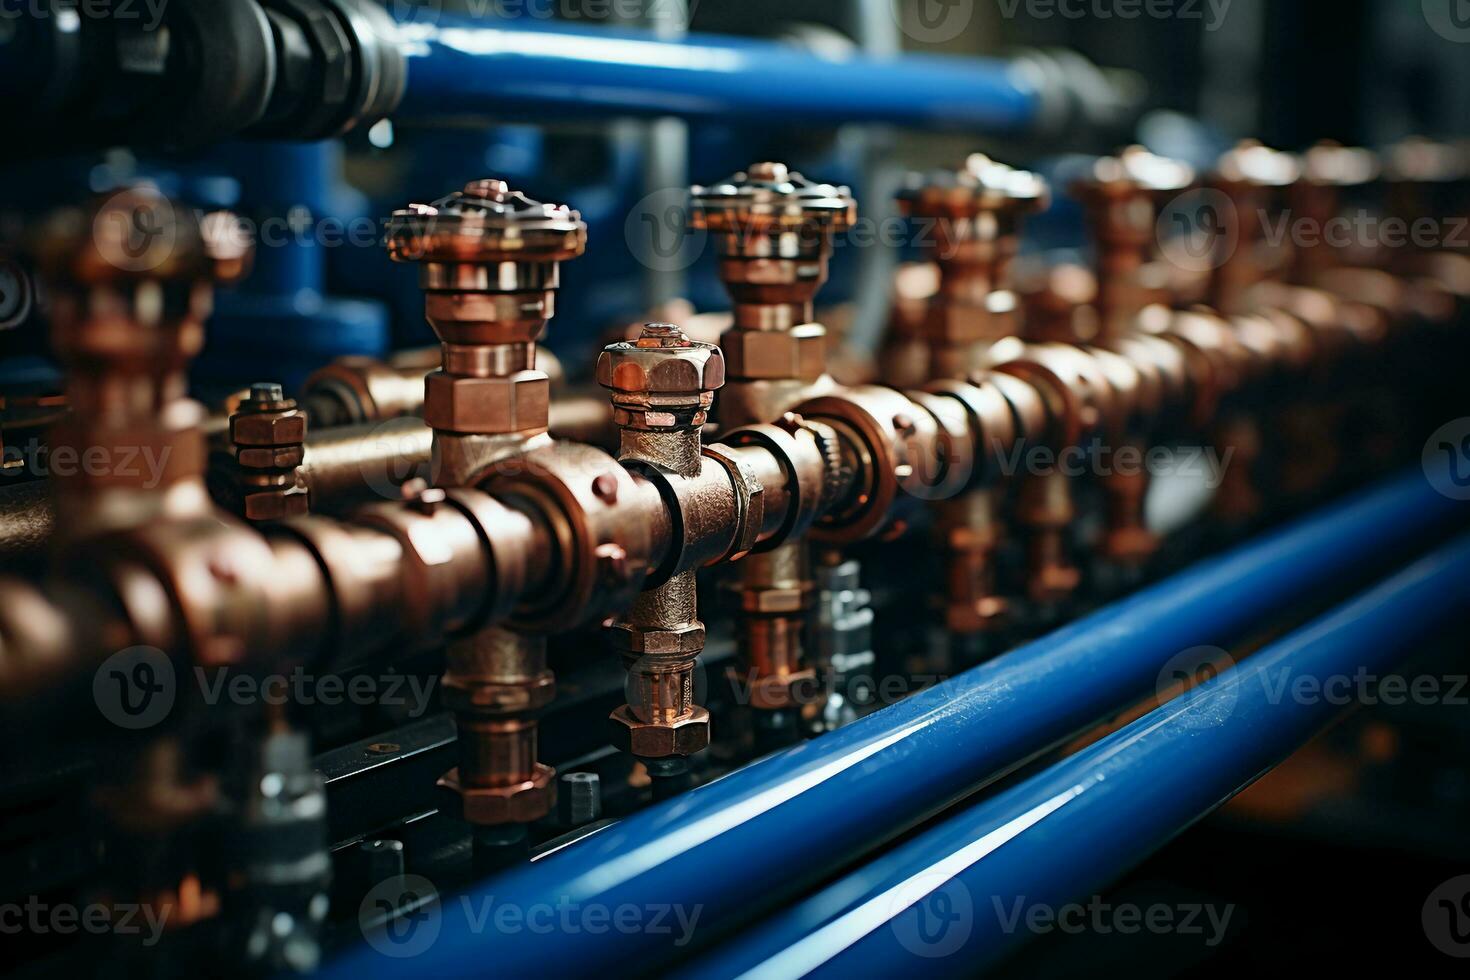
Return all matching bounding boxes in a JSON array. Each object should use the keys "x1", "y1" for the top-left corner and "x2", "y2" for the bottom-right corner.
[{"x1": 0, "y1": 138, "x2": 1465, "y2": 854}]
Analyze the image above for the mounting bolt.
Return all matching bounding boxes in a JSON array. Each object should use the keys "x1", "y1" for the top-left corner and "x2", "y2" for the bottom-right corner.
[
  {"x1": 557, "y1": 771, "x2": 602, "y2": 828},
  {"x1": 248, "y1": 382, "x2": 286, "y2": 405}
]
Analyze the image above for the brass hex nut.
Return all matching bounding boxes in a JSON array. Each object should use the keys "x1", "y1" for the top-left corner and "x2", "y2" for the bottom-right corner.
[
  {"x1": 721, "y1": 324, "x2": 825, "y2": 381},
  {"x1": 440, "y1": 672, "x2": 556, "y2": 714},
  {"x1": 925, "y1": 295, "x2": 1020, "y2": 345},
  {"x1": 596, "y1": 323, "x2": 725, "y2": 399},
  {"x1": 739, "y1": 584, "x2": 812, "y2": 615},
  {"x1": 604, "y1": 621, "x2": 706, "y2": 656},
  {"x1": 231, "y1": 408, "x2": 306, "y2": 447},
  {"x1": 242, "y1": 485, "x2": 310, "y2": 522},
  {"x1": 423, "y1": 369, "x2": 549, "y2": 435},
  {"x1": 439, "y1": 764, "x2": 556, "y2": 825},
  {"x1": 608, "y1": 705, "x2": 711, "y2": 758},
  {"x1": 235, "y1": 445, "x2": 306, "y2": 470}
]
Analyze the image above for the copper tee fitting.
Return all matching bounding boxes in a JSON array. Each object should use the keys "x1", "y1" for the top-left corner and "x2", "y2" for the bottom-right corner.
[
  {"x1": 1072, "y1": 146, "x2": 1194, "y2": 340},
  {"x1": 386, "y1": 178, "x2": 585, "y2": 485},
  {"x1": 689, "y1": 164, "x2": 855, "y2": 746},
  {"x1": 599, "y1": 323, "x2": 725, "y2": 786},
  {"x1": 897, "y1": 152, "x2": 1049, "y2": 377},
  {"x1": 34, "y1": 187, "x2": 250, "y2": 546},
  {"x1": 897, "y1": 154, "x2": 1050, "y2": 640},
  {"x1": 689, "y1": 162, "x2": 855, "y2": 428},
  {"x1": 385, "y1": 178, "x2": 587, "y2": 842}
]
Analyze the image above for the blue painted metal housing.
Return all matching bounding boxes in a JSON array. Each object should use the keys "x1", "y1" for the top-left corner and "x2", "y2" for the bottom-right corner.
[
  {"x1": 318, "y1": 467, "x2": 1465, "y2": 978},
  {"x1": 391, "y1": 15, "x2": 1042, "y2": 131},
  {"x1": 693, "y1": 533, "x2": 1470, "y2": 977}
]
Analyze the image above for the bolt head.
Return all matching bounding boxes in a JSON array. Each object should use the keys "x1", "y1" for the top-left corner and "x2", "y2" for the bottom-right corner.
[
  {"x1": 596, "y1": 327, "x2": 725, "y2": 397},
  {"x1": 608, "y1": 706, "x2": 711, "y2": 758}
]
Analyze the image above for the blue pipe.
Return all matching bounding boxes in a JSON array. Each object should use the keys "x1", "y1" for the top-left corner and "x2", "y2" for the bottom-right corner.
[
  {"x1": 319, "y1": 466, "x2": 1464, "y2": 978},
  {"x1": 693, "y1": 534, "x2": 1470, "y2": 978},
  {"x1": 391, "y1": 15, "x2": 1041, "y2": 131}
]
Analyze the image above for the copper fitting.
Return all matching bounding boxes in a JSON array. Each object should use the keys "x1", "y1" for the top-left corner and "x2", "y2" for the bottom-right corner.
[
  {"x1": 897, "y1": 153, "x2": 1049, "y2": 377},
  {"x1": 1072, "y1": 146, "x2": 1194, "y2": 339},
  {"x1": 227, "y1": 382, "x2": 309, "y2": 522},
  {"x1": 1209, "y1": 140, "x2": 1301, "y2": 314},
  {"x1": 895, "y1": 156, "x2": 1067, "y2": 637},
  {"x1": 33, "y1": 187, "x2": 249, "y2": 546},
  {"x1": 690, "y1": 164, "x2": 855, "y2": 746},
  {"x1": 386, "y1": 178, "x2": 585, "y2": 485},
  {"x1": 599, "y1": 323, "x2": 725, "y2": 770},
  {"x1": 991, "y1": 342, "x2": 1112, "y2": 612},
  {"x1": 301, "y1": 347, "x2": 438, "y2": 427},
  {"x1": 387, "y1": 178, "x2": 585, "y2": 840},
  {"x1": 690, "y1": 162, "x2": 855, "y2": 428},
  {"x1": 1290, "y1": 141, "x2": 1380, "y2": 282},
  {"x1": 301, "y1": 345, "x2": 571, "y2": 428}
]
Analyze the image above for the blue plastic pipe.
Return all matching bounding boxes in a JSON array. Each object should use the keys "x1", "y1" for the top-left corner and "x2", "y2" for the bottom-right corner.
[
  {"x1": 692, "y1": 533, "x2": 1470, "y2": 977},
  {"x1": 318, "y1": 467, "x2": 1463, "y2": 978},
  {"x1": 391, "y1": 14, "x2": 1041, "y2": 131}
]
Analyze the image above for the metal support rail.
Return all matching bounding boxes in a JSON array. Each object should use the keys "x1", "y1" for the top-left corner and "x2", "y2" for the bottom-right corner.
[{"x1": 319, "y1": 466, "x2": 1465, "y2": 978}]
